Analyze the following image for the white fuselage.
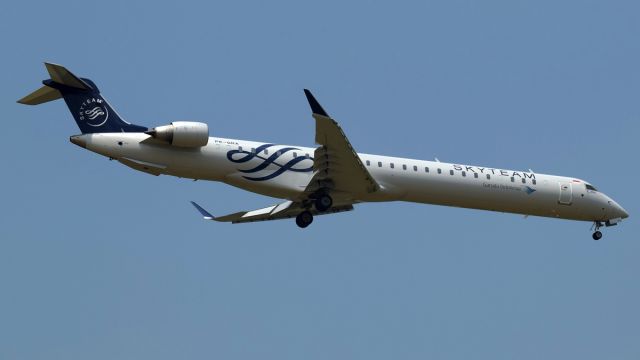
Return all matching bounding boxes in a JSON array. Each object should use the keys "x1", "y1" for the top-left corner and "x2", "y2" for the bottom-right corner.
[{"x1": 74, "y1": 133, "x2": 628, "y2": 223}]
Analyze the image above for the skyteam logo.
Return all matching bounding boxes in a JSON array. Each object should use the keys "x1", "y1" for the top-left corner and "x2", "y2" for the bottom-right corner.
[
  {"x1": 78, "y1": 97, "x2": 109, "y2": 127},
  {"x1": 523, "y1": 186, "x2": 536, "y2": 195},
  {"x1": 227, "y1": 144, "x2": 313, "y2": 181}
]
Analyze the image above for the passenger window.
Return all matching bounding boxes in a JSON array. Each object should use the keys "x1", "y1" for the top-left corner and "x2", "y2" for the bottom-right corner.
[
  {"x1": 532, "y1": 179, "x2": 537, "y2": 185},
  {"x1": 425, "y1": 167, "x2": 429, "y2": 173},
  {"x1": 510, "y1": 177, "x2": 515, "y2": 182},
  {"x1": 292, "y1": 152, "x2": 297, "y2": 158},
  {"x1": 402, "y1": 164, "x2": 407, "y2": 170},
  {"x1": 305, "y1": 153, "x2": 310, "y2": 159},
  {"x1": 264, "y1": 149, "x2": 269, "y2": 155},
  {"x1": 521, "y1": 178, "x2": 526, "y2": 184},
  {"x1": 474, "y1": 173, "x2": 478, "y2": 178},
  {"x1": 413, "y1": 165, "x2": 418, "y2": 171},
  {"x1": 486, "y1": 174, "x2": 491, "y2": 180},
  {"x1": 437, "y1": 168, "x2": 442, "y2": 174},
  {"x1": 390, "y1": 163, "x2": 395, "y2": 169},
  {"x1": 462, "y1": 171, "x2": 466, "y2": 177},
  {"x1": 239, "y1": 146, "x2": 243, "y2": 152},
  {"x1": 378, "y1": 161, "x2": 382, "y2": 167},
  {"x1": 251, "y1": 148, "x2": 256, "y2": 154},
  {"x1": 449, "y1": 170, "x2": 454, "y2": 175},
  {"x1": 276, "y1": 151, "x2": 282, "y2": 156},
  {"x1": 366, "y1": 160, "x2": 370, "y2": 166}
]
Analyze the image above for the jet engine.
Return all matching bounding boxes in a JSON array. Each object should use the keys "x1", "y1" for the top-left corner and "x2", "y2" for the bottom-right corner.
[{"x1": 146, "y1": 121, "x2": 209, "y2": 147}]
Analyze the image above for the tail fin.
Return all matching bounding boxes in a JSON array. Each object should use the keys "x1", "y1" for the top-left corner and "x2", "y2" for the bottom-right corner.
[{"x1": 18, "y1": 63, "x2": 147, "y2": 134}]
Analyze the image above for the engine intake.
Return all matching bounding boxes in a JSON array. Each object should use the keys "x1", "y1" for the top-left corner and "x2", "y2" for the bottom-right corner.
[{"x1": 146, "y1": 121, "x2": 209, "y2": 147}]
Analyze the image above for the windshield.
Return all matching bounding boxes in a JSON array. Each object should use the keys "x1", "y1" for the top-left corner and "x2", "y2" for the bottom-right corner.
[{"x1": 585, "y1": 184, "x2": 598, "y2": 191}]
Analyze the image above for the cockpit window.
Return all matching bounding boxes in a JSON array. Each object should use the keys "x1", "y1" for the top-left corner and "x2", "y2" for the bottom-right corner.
[{"x1": 585, "y1": 184, "x2": 598, "y2": 191}]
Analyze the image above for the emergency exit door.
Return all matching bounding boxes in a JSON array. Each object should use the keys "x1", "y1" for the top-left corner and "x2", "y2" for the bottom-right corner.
[{"x1": 559, "y1": 182, "x2": 572, "y2": 205}]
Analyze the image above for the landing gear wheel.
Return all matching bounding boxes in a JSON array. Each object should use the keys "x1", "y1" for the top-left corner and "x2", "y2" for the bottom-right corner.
[
  {"x1": 314, "y1": 194, "x2": 333, "y2": 212},
  {"x1": 296, "y1": 211, "x2": 314, "y2": 228},
  {"x1": 592, "y1": 231, "x2": 603, "y2": 241}
]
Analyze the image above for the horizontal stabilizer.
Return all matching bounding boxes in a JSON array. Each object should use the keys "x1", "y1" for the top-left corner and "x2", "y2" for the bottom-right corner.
[
  {"x1": 17, "y1": 62, "x2": 91, "y2": 105},
  {"x1": 44, "y1": 62, "x2": 91, "y2": 90},
  {"x1": 17, "y1": 85, "x2": 62, "y2": 105}
]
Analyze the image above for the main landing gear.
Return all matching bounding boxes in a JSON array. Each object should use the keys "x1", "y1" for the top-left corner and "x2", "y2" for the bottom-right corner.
[
  {"x1": 296, "y1": 211, "x2": 313, "y2": 228},
  {"x1": 314, "y1": 194, "x2": 333, "y2": 212},
  {"x1": 295, "y1": 194, "x2": 333, "y2": 228}
]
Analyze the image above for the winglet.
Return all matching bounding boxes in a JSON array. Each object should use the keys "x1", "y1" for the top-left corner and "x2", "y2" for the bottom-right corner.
[
  {"x1": 303, "y1": 89, "x2": 329, "y2": 117},
  {"x1": 190, "y1": 201, "x2": 215, "y2": 220}
]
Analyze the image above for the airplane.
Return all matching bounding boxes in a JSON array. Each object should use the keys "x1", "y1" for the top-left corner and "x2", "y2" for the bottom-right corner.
[{"x1": 19, "y1": 63, "x2": 628, "y2": 240}]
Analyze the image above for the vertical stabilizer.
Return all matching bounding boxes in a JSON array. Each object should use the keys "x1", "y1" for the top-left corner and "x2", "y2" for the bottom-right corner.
[{"x1": 18, "y1": 62, "x2": 147, "y2": 134}]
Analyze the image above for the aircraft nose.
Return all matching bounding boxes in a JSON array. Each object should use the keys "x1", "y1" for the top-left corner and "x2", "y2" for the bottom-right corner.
[
  {"x1": 617, "y1": 204, "x2": 629, "y2": 219},
  {"x1": 608, "y1": 199, "x2": 629, "y2": 219}
]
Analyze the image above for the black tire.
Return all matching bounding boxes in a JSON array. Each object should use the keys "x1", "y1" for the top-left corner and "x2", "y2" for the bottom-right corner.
[
  {"x1": 296, "y1": 211, "x2": 313, "y2": 228},
  {"x1": 295, "y1": 216, "x2": 308, "y2": 228},
  {"x1": 592, "y1": 231, "x2": 603, "y2": 240},
  {"x1": 315, "y1": 194, "x2": 333, "y2": 212}
]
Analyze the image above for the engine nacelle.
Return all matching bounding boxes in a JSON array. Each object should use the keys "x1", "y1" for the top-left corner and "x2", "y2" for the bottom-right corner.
[{"x1": 146, "y1": 121, "x2": 209, "y2": 147}]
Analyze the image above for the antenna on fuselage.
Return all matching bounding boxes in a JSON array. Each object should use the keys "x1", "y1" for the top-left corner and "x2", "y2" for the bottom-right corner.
[{"x1": 435, "y1": 157, "x2": 440, "y2": 162}]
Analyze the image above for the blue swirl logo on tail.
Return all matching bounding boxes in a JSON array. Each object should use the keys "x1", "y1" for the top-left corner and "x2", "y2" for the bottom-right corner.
[
  {"x1": 85, "y1": 106, "x2": 105, "y2": 120},
  {"x1": 227, "y1": 144, "x2": 313, "y2": 181},
  {"x1": 78, "y1": 98, "x2": 109, "y2": 127}
]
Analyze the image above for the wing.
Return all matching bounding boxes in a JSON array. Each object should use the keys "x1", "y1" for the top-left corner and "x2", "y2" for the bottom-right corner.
[
  {"x1": 190, "y1": 90, "x2": 374, "y2": 225},
  {"x1": 190, "y1": 201, "x2": 353, "y2": 224},
  {"x1": 302, "y1": 90, "x2": 379, "y2": 201}
]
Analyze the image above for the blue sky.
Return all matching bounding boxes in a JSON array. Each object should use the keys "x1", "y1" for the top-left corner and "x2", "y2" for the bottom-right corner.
[{"x1": 1, "y1": 1, "x2": 638, "y2": 359}]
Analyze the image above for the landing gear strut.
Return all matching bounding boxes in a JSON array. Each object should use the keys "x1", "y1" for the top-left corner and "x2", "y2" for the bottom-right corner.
[
  {"x1": 314, "y1": 194, "x2": 333, "y2": 212},
  {"x1": 592, "y1": 221, "x2": 603, "y2": 240},
  {"x1": 296, "y1": 211, "x2": 313, "y2": 228}
]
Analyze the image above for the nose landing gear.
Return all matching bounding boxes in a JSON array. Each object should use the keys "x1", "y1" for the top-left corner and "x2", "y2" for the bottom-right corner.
[{"x1": 591, "y1": 221, "x2": 604, "y2": 240}]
